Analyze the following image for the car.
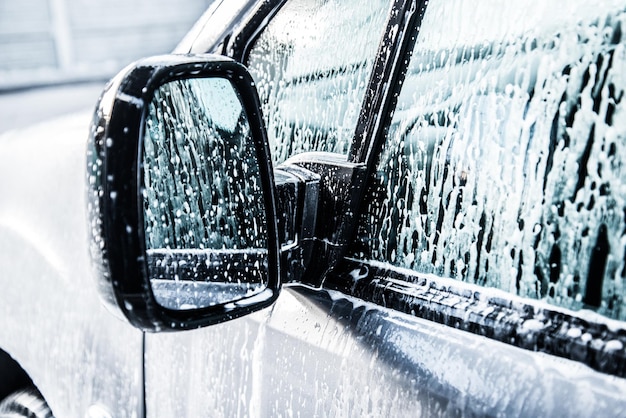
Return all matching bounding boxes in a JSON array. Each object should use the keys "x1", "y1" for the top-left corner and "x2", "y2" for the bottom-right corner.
[{"x1": 1, "y1": 0, "x2": 626, "y2": 416}]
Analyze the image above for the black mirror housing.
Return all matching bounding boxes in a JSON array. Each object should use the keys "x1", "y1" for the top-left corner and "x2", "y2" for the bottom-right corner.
[{"x1": 87, "y1": 54, "x2": 280, "y2": 331}]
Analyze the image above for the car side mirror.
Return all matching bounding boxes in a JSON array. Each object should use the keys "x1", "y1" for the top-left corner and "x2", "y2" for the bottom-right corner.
[{"x1": 87, "y1": 54, "x2": 280, "y2": 331}]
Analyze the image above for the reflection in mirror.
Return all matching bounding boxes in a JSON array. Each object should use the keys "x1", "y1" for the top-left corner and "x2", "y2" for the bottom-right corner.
[{"x1": 142, "y1": 77, "x2": 269, "y2": 310}]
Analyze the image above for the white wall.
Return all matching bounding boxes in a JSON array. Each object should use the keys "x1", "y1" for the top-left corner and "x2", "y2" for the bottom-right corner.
[{"x1": 0, "y1": 0, "x2": 212, "y2": 90}]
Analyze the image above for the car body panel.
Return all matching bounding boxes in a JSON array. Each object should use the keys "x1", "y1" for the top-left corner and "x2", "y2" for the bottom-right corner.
[
  {"x1": 146, "y1": 286, "x2": 626, "y2": 417},
  {"x1": 0, "y1": 114, "x2": 143, "y2": 417}
]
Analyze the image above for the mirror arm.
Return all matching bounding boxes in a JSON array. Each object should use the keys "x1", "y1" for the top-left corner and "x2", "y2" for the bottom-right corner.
[{"x1": 274, "y1": 165, "x2": 320, "y2": 285}]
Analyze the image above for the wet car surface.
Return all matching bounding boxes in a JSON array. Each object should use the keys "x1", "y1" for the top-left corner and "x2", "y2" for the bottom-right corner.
[{"x1": 1, "y1": 0, "x2": 626, "y2": 417}]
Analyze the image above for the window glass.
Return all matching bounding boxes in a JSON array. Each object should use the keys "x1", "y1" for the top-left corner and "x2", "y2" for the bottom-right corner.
[
  {"x1": 246, "y1": 0, "x2": 392, "y2": 164},
  {"x1": 354, "y1": 0, "x2": 626, "y2": 320}
]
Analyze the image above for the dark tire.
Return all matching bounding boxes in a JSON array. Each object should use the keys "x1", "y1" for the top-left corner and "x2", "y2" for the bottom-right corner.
[{"x1": 0, "y1": 388, "x2": 53, "y2": 418}]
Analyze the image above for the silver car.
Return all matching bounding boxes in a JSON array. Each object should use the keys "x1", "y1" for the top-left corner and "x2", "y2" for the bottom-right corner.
[{"x1": 1, "y1": 0, "x2": 626, "y2": 416}]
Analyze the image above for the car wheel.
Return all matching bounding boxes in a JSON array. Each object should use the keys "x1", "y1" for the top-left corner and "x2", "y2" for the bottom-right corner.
[{"x1": 0, "y1": 388, "x2": 53, "y2": 418}]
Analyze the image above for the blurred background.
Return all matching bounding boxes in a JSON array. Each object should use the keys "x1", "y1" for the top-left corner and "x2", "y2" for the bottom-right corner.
[
  {"x1": 0, "y1": 0, "x2": 213, "y2": 132},
  {"x1": 0, "y1": 0, "x2": 213, "y2": 89}
]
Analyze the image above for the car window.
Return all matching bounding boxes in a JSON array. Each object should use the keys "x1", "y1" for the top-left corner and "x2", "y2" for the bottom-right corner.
[
  {"x1": 246, "y1": 0, "x2": 393, "y2": 164},
  {"x1": 353, "y1": 0, "x2": 626, "y2": 320}
]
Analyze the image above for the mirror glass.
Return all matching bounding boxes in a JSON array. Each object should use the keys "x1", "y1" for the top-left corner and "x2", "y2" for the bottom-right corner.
[{"x1": 142, "y1": 77, "x2": 269, "y2": 310}]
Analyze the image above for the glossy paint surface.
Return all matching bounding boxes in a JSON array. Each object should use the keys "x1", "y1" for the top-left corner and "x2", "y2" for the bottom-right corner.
[
  {"x1": 145, "y1": 287, "x2": 626, "y2": 417},
  {"x1": 0, "y1": 114, "x2": 143, "y2": 417}
]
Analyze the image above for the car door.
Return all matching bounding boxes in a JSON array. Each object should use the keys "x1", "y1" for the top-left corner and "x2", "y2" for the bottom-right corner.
[
  {"x1": 333, "y1": 0, "x2": 626, "y2": 414},
  {"x1": 144, "y1": 0, "x2": 626, "y2": 416}
]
